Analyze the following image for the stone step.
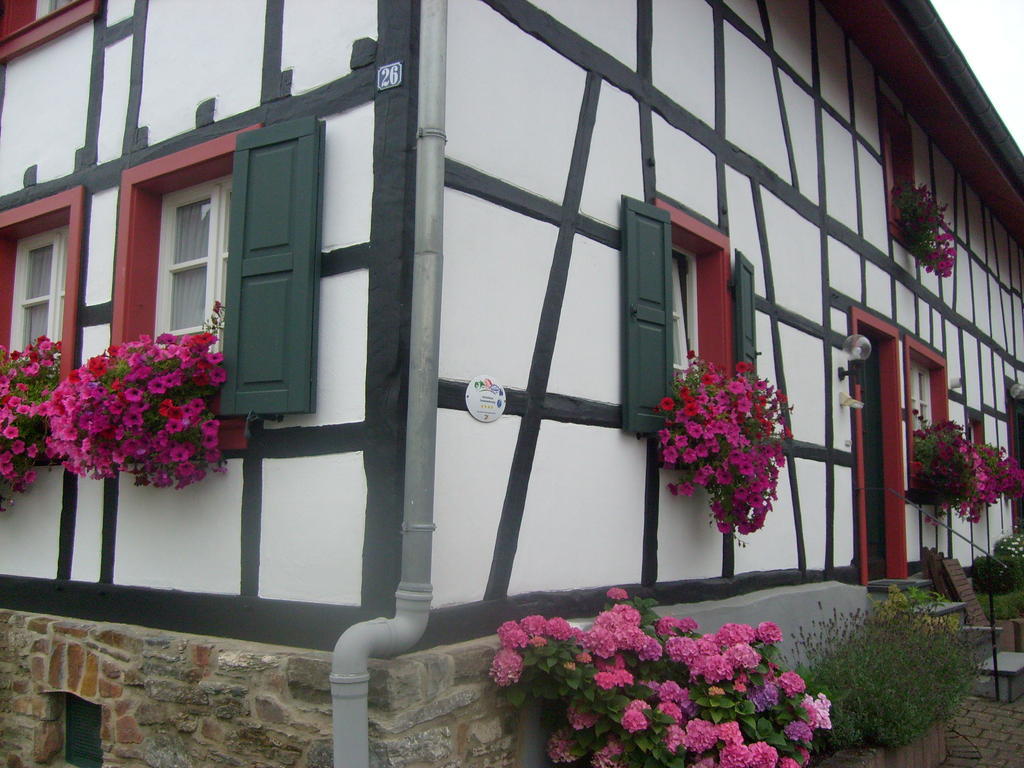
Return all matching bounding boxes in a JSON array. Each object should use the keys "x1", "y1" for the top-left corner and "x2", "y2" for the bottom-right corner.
[
  {"x1": 977, "y1": 651, "x2": 1024, "y2": 702},
  {"x1": 866, "y1": 577, "x2": 933, "y2": 595}
]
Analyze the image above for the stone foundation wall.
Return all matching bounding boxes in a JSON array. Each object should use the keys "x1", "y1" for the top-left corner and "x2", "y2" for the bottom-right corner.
[{"x1": 0, "y1": 610, "x2": 519, "y2": 768}]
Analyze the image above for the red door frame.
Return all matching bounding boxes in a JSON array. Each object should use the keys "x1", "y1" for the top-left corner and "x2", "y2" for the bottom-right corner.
[{"x1": 850, "y1": 307, "x2": 907, "y2": 583}]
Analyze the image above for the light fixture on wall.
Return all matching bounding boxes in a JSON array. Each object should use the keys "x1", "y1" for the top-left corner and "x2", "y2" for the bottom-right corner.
[
  {"x1": 949, "y1": 376, "x2": 963, "y2": 391},
  {"x1": 839, "y1": 391, "x2": 865, "y2": 409},
  {"x1": 837, "y1": 334, "x2": 873, "y2": 384},
  {"x1": 1010, "y1": 382, "x2": 1024, "y2": 401}
]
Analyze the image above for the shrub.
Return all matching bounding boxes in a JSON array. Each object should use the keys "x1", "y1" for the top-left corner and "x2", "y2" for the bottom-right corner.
[
  {"x1": 795, "y1": 587, "x2": 977, "y2": 751},
  {"x1": 972, "y1": 555, "x2": 1023, "y2": 595},
  {"x1": 994, "y1": 533, "x2": 1024, "y2": 565}
]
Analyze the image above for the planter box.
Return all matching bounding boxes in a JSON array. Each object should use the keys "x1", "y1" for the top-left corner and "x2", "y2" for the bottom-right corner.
[{"x1": 816, "y1": 721, "x2": 946, "y2": 768}]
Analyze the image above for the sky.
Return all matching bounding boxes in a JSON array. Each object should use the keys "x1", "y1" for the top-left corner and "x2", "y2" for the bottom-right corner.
[{"x1": 931, "y1": 0, "x2": 1024, "y2": 152}]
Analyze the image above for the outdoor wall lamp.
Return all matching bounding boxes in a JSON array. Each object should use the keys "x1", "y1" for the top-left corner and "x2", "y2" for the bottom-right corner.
[
  {"x1": 949, "y1": 376, "x2": 963, "y2": 391},
  {"x1": 1010, "y1": 382, "x2": 1024, "y2": 401},
  {"x1": 837, "y1": 334, "x2": 873, "y2": 383}
]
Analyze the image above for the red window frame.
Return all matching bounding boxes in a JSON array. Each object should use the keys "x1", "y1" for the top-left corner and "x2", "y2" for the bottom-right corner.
[
  {"x1": 879, "y1": 96, "x2": 914, "y2": 239},
  {"x1": 0, "y1": 186, "x2": 84, "y2": 378},
  {"x1": 0, "y1": 0, "x2": 101, "y2": 63},
  {"x1": 902, "y1": 336, "x2": 948, "y2": 490},
  {"x1": 653, "y1": 198, "x2": 733, "y2": 371},
  {"x1": 113, "y1": 127, "x2": 260, "y2": 448}
]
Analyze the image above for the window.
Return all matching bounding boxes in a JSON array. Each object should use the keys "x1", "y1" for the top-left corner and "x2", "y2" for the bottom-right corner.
[
  {"x1": 670, "y1": 251, "x2": 698, "y2": 369},
  {"x1": 157, "y1": 179, "x2": 230, "y2": 336},
  {"x1": 0, "y1": 0, "x2": 101, "y2": 63},
  {"x1": 880, "y1": 96, "x2": 914, "y2": 236},
  {"x1": 64, "y1": 694, "x2": 102, "y2": 768},
  {"x1": 11, "y1": 228, "x2": 66, "y2": 348},
  {"x1": 903, "y1": 335, "x2": 948, "y2": 488},
  {"x1": 908, "y1": 361, "x2": 931, "y2": 430}
]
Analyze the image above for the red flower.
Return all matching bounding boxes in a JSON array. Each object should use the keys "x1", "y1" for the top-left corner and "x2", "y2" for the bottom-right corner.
[
  {"x1": 659, "y1": 397, "x2": 676, "y2": 412},
  {"x1": 87, "y1": 357, "x2": 108, "y2": 376},
  {"x1": 736, "y1": 361, "x2": 753, "y2": 373}
]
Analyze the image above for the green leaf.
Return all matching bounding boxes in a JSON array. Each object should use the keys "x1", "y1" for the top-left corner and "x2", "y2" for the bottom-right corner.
[
  {"x1": 710, "y1": 709, "x2": 725, "y2": 724},
  {"x1": 735, "y1": 700, "x2": 755, "y2": 715},
  {"x1": 507, "y1": 688, "x2": 526, "y2": 707}
]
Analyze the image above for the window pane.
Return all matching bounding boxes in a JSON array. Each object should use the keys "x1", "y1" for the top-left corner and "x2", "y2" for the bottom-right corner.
[
  {"x1": 170, "y1": 266, "x2": 207, "y2": 330},
  {"x1": 174, "y1": 199, "x2": 211, "y2": 265},
  {"x1": 24, "y1": 303, "x2": 49, "y2": 346},
  {"x1": 26, "y1": 245, "x2": 53, "y2": 299}
]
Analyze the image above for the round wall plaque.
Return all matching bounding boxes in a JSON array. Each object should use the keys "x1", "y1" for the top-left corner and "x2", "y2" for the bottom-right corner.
[{"x1": 465, "y1": 376, "x2": 506, "y2": 422}]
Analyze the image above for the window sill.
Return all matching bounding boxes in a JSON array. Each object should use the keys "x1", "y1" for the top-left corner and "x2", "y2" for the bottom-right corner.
[{"x1": 0, "y1": 0, "x2": 101, "y2": 64}]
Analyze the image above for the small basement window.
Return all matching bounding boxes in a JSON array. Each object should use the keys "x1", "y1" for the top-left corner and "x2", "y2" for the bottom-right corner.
[{"x1": 65, "y1": 695, "x2": 102, "y2": 768}]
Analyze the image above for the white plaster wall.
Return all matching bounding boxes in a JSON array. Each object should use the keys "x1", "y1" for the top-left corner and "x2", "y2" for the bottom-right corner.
[
  {"x1": 0, "y1": 26, "x2": 92, "y2": 195},
  {"x1": 761, "y1": 191, "x2": 821, "y2": 323},
  {"x1": 509, "y1": 422, "x2": 645, "y2": 594},
  {"x1": 767, "y1": 0, "x2": 812, "y2": 85},
  {"x1": 733, "y1": 465, "x2": 797, "y2": 573},
  {"x1": 320, "y1": 104, "x2": 374, "y2": 250},
  {"x1": 580, "y1": 82, "x2": 643, "y2": 227},
  {"x1": 657, "y1": 480, "x2": 723, "y2": 581},
  {"x1": 0, "y1": 469, "x2": 63, "y2": 578},
  {"x1": 849, "y1": 47, "x2": 878, "y2": 151},
  {"x1": 724, "y1": 26, "x2": 790, "y2": 184},
  {"x1": 963, "y1": 335, "x2": 981, "y2": 411},
  {"x1": 828, "y1": 236, "x2": 861, "y2": 301},
  {"x1": 440, "y1": 190, "x2": 556, "y2": 388},
  {"x1": 70, "y1": 478, "x2": 104, "y2": 582},
  {"x1": 980, "y1": 342, "x2": 995, "y2": 409},
  {"x1": 754, "y1": 311, "x2": 777, "y2": 387},
  {"x1": 106, "y1": 0, "x2": 134, "y2": 24},
  {"x1": 944, "y1": 320, "x2": 961, "y2": 391},
  {"x1": 864, "y1": 262, "x2": 892, "y2": 318},
  {"x1": 97, "y1": 37, "x2": 132, "y2": 164},
  {"x1": 724, "y1": 0, "x2": 763, "y2": 37},
  {"x1": 832, "y1": 355, "x2": 853, "y2": 452},
  {"x1": 548, "y1": 235, "x2": 620, "y2": 404},
  {"x1": 652, "y1": 114, "x2": 718, "y2": 223},
  {"x1": 795, "y1": 458, "x2": 827, "y2": 570},
  {"x1": 895, "y1": 283, "x2": 915, "y2": 332},
  {"x1": 86, "y1": 188, "x2": 118, "y2": 305},
  {"x1": 530, "y1": 0, "x2": 635, "y2": 69},
  {"x1": 778, "y1": 325, "x2": 825, "y2": 445},
  {"x1": 955, "y1": 247, "x2": 973, "y2": 321},
  {"x1": 917, "y1": 299, "x2": 931, "y2": 345},
  {"x1": 972, "y1": 260, "x2": 990, "y2": 336},
  {"x1": 80, "y1": 325, "x2": 110, "y2": 361},
  {"x1": 447, "y1": 0, "x2": 585, "y2": 204},
  {"x1": 780, "y1": 73, "x2": 818, "y2": 205},
  {"x1": 652, "y1": 0, "x2": 715, "y2": 127},
  {"x1": 260, "y1": 453, "x2": 365, "y2": 605},
  {"x1": 281, "y1": 0, "x2": 376, "y2": 95},
  {"x1": 139, "y1": 0, "x2": 264, "y2": 143},
  {"x1": 433, "y1": 410, "x2": 520, "y2": 606},
  {"x1": 992, "y1": 280, "x2": 1007, "y2": 350},
  {"x1": 822, "y1": 113, "x2": 857, "y2": 232},
  {"x1": 114, "y1": 461, "x2": 243, "y2": 593},
  {"x1": 830, "y1": 308, "x2": 848, "y2": 338},
  {"x1": 833, "y1": 466, "x2": 854, "y2": 569},
  {"x1": 724, "y1": 168, "x2": 765, "y2": 297},
  {"x1": 815, "y1": 8, "x2": 849, "y2": 120},
  {"x1": 268, "y1": 269, "x2": 368, "y2": 429},
  {"x1": 858, "y1": 147, "x2": 888, "y2": 253},
  {"x1": 893, "y1": 240, "x2": 915, "y2": 281}
]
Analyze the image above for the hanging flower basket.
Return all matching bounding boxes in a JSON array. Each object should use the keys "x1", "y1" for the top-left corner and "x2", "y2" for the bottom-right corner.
[
  {"x1": 0, "y1": 338, "x2": 60, "y2": 511},
  {"x1": 657, "y1": 355, "x2": 791, "y2": 536},
  {"x1": 892, "y1": 184, "x2": 955, "y2": 278}
]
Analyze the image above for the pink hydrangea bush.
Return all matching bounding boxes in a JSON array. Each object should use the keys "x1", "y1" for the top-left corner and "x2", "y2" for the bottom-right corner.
[
  {"x1": 0, "y1": 338, "x2": 60, "y2": 510},
  {"x1": 658, "y1": 356, "x2": 790, "y2": 535},
  {"x1": 44, "y1": 329, "x2": 226, "y2": 489},
  {"x1": 490, "y1": 587, "x2": 830, "y2": 767},
  {"x1": 892, "y1": 184, "x2": 955, "y2": 278}
]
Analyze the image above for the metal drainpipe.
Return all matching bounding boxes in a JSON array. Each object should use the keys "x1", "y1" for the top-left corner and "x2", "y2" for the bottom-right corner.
[{"x1": 330, "y1": 0, "x2": 447, "y2": 766}]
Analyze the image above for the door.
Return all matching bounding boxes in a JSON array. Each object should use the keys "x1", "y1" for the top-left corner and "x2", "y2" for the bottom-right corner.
[{"x1": 861, "y1": 350, "x2": 887, "y2": 580}]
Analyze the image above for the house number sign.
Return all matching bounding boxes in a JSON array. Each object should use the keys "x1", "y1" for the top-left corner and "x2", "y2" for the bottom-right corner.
[
  {"x1": 465, "y1": 376, "x2": 506, "y2": 423},
  {"x1": 377, "y1": 62, "x2": 403, "y2": 91}
]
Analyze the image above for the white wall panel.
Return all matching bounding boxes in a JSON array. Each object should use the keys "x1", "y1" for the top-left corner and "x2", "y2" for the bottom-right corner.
[
  {"x1": 652, "y1": 114, "x2": 718, "y2": 223},
  {"x1": 796, "y1": 459, "x2": 827, "y2": 570},
  {"x1": 530, "y1": 0, "x2": 635, "y2": 68},
  {"x1": 828, "y1": 237, "x2": 861, "y2": 301},
  {"x1": 267, "y1": 270, "x2": 368, "y2": 429},
  {"x1": 725, "y1": 168, "x2": 765, "y2": 295},
  {"x1": 282, "y1": 0, "x2": 376, "y2": 94},
  {"x1": 944, "y1": 321, "x2": 961, "y2": 384},
  {"x1": 80, "y1": 324, "x2": 110, "y2": 361},
  {"x1": 447, "y1": 0, "x2": 585, "y2": 204},
  {"x1": 85, "y1": 188, "x2": 118, "y2": 305},
  {"x1": 858, "y1": 146, "x2": 888, "y2": 252},
  {"x1": 762, "y1": 191, "x2": 821, "y2": 323},
  {"x1": 433, "y1": 411, "x2": 520, "y2": 606},
  {"x1": 70, "y1": 479, "x2": 104, "y2": 582},
  {"x1": 755, "y1": 310, "x2": 777, "y2": 387},
  {"x1": 724, "y1": 26, "x2": 790, "y2": 183},
  {"x1": 766, "y1": 0, "x2": 812, "y2": 85},
  {"x1": 822, "y1": 113, "x2": 857, "y2": 232},
  {"x1": 917, "y1": 299, "x2": 931, "y2": 344},
  {"x1": 980, "y1": 343, "x2": 995, "y2": 409},
  {"x1": 657, "y1": 479, "x2": 723, "y2": 582},
  {"x1": 893, "y1": 241, "x2": 916, "y2": 283},
  {"x1": 971, "y1": 259, "x2": 990, "y2": 336},
  {"x1": 548, "y1": 236, "x2": 620, "y2": 404},
  {"x1": 724, "y1": 0, "x2": 763, "y2": 36},
  {"x1": 260, "y1": 453, "x2": 365, "y2": 604},
  {"x1": 440, "y1": 190, "x2": 556, "y2": 388},
  {"x1": 780, "y1": 72, "x2": 818, "y2": 204},
  {"x1": 97, "y1": 37, "x2": 132, "y2": 164},
  {"x1": 114, "y1": 461, "x2": 243, "y2": 592},
  {"x1": 652, "y1": 0, "x2": 715, "y2": 127},
  {"x1": 849, "y1": 47, "x2": 878, "y2": 150},
  {"x1": 896, "y1": 283, "x2": 915, "y2": 331},
  {"x1": 106, "y1": 0, "x2": 134, "y2": 23},
  {"x1": 778, "y1": 325, "x2": 825, "y2": 445},
  {"x1": 0, "y1": 26, "x2": 92, "y2": 194},
  {"x1": 832, "y1": 355, "x2": 853, "y2": 452},
  {"x1": 139, "y1": 0, "x2": 264, "y2": 143},
  {"x1": 955, "y1": 246, "x2": 973, "y2": 320},
  {"x1": 0, "y1": 469, "x2": 62, "y2": 578},
  {"x1": 963, "y1": 334, "x2": 981, "y2": 411},
  {"x1": 864, "y1": 262, "x2": 892, "y2": 318},
  {"x1": 833, "y1": 466, "x2": 854, "y2": 569},
  {"x1": 509, "y1": 423, "x2": 645, "y2": 594},
  {"x1": 580, "y1": 82, "x2": 643, "y2": 227},
  {"x1": 733, "y1": 463, "x2": 797, "y2": 573},
  {"x1": 831, "y1": 308, "x2": 849, "y2": 337},
  {"x1": 321, "y1": 104, "x2": 374, "y2": 250},
  {"x1": 815, "y1": 8, "x2": 849, "y2": 119}
]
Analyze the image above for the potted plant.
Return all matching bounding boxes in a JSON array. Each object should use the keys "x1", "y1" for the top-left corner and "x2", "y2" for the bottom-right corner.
[
  {"x1": 0, "y1": 337, "x2": 60, "y2": 510},
  {"x1": 657, "y1": 355, "x2": 790, "y2": 535},
  {"x1": 891, "y1": 184, "x2": 955, "y2": 278}
]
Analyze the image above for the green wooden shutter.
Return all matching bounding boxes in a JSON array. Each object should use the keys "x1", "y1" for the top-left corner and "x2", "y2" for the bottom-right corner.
[
  {"x1": 621, "y1": 197, "x2": 674, "y2": 434},
  {"x1": 733, "y1": 250, "x2": 757, "y2": 368},
  {"x1": 65, "y1": 695, "x2": 102, "y2": 768},
  {"x1": 221, "y1": 117, "x2": 324, "y2": 416}
]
